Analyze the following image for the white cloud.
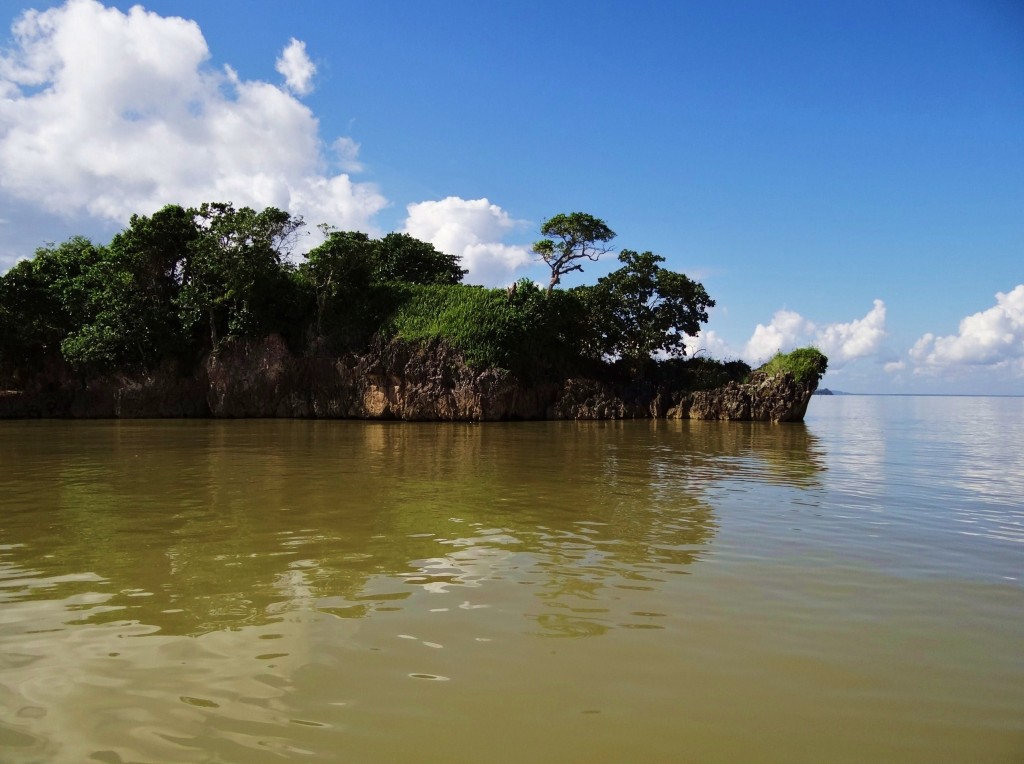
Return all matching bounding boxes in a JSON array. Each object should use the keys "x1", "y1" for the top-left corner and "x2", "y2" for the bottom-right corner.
[
  {"x1": 0, "y1": 0, "x2": 385, "y2": 235},
  {"x1": 275, "y1": 37, "x2": 315, "y2": 96},
  {"x1": 741, "y1": 300, "x2": 887, "y2": 366},
  {"x1": 332, "y1": 136, "x2": 363, "y2": 173},
  {"x1": 743, "y1": 309, "x2": 816, "y2": 364},
  {"x1": 815, "y1": 299, "x2": 887, "y2": 363},
  {"x1": 908, "y1": 285, "x2": 1024, "y2": 371},
  {"x1": 403, "y1": 197, "x2": 533, "y2": 286}
]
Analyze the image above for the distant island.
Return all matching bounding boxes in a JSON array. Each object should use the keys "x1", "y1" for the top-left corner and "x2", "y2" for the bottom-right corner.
[{"x1": 0, "y1": 205, "x2": 827, "y2": 422}]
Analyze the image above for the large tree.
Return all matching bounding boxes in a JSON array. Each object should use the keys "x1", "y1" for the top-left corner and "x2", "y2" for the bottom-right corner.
[
  {"x1": 300, "y1": 228, "x2": 375, "y2": 337},
  {"x1": 373, "y1": 232, "x2": 466, "y2": 285},
  {"x1": 590, "y1": 249, "x2": 714, "y2": 370},
  {"x1": 0, "y1": 239, "x2": 102, "y2": 377},
  {"x1": 177, "y1": 203, "x2": 304, "y2": 347},
  {"x1": 532, "y1": 212, "x2": 616, "y2": 294},
  {"x1": 57, "y1": 205, "x2": 197, "y2": 370}
]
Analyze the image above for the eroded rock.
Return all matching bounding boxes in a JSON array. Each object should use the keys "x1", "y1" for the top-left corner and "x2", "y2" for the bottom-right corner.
[{"x1": 1, "y1": 337, "x2": 819, "y2": 422}]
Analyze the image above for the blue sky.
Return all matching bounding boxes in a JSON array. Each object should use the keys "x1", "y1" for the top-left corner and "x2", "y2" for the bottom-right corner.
[{"x1": 1, "y1": 0, "x2": 1022, "y2": 393}]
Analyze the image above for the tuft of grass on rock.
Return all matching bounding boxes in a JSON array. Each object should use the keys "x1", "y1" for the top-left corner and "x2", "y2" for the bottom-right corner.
[{"x1": 758, "y1": 347, "x2": 828, "y2": 384}]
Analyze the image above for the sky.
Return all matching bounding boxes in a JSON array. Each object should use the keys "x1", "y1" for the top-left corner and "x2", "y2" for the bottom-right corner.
[{"x1": 0, "y1": 0, "x2": 1021, "y2": 394}]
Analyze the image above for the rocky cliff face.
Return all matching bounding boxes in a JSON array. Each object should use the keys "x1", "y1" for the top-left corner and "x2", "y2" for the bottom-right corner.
[
  {"x1": 1, "y1": 335, "x2": 818, "y2": 422},
  {"x1": 670, "y1": 371, "x2": 817, "y2": 423}
]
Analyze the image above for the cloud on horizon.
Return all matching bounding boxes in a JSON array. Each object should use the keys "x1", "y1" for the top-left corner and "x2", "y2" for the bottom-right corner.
[
  {"x1": 738, "y1": 299, "x2": 887, "y2": 366},
  {"x1": 906, "y1": 285, "x2": 1024, "y2": 375}
]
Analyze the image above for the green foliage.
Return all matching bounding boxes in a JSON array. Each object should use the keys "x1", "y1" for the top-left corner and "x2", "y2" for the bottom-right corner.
[
  {"x1": 656, "y1": 356, "x2": 751, "y2": 391},
  {"x1": 29, "y1": 236, "x2": 106, "y2": 329},
  {"x1": 60, "y1": 207, "x2": 196, "y2": 370},
  {"x1": 373, "y1": 233, "x2": 466, "y2": 285},
  {"x1": 299, "y1": 229, "x2": 466, "y2": 352},
  {"x1": 759, "y1": 347, "x2": 829, "y2": 383},
  {"x1": 383, "y1": 280, "x2": 588, "y2": 377},
  {"x1": 0, "y1": 257, "x2": 68, "y2": 378},
  {"x1": 177, "y1": 202, "x2": 304, "y2": 347},
  {"x1": 1, "y1": 203, "x2": 310, "y2": 376},
  {"x1": 0, "y1": 204, "x2": 747, "y2": 395},
  {"x1": 588, "y1": 250, "x2": 715, "y2": 371},
  {"x1": 533, "y1": 212, "x2": 616, "y2": 293},
  {"x1": 0, "y1": 237, "x2": 107, "y2": 377},
  {"x1": 300, "y1": 229, "x2": 375, "y2": 341},
  {"x1": 384, "y1": 284, "x2": 527, "y2": 370}
]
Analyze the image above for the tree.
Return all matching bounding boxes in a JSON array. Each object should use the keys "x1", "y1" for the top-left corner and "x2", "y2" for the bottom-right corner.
[
  {"x1": 300, "y1": 228, "x2": 375, "y2": 336},
  {"x1": 177, "y1": 203, "x2": 304, "y2": 348},
  {"x1": 590, "y1": 249, "x2": 714, "y2": 370},
  {"x1": 373, "y1": 232, "x2": 466, "y2": 285},
  {"x1": 58, "y1": 205, "x2": 198, "y2": 370},
  {"x1": 15, "y1": 238, "x2": 106, "y2": 371},
  {"x1": 532, "y1": 212, "x2": 616, "y2": 294},
  {"x1": 0, "y1": 236, "x2": 152, "y2": 376},
  {"x1": 0, "y1": 255, "x2": 74, "y2": 379}
]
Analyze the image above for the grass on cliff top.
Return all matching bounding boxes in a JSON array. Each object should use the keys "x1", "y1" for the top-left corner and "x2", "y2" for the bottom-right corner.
[
  {"x1": 384, "y1": 284, "x2": 511, "y2": 368},
  {"x1": 758, "y1": 347, "x2": 829, "y2": 384},
  {"x1": 382, "y1": 283, "x2": 574, "y2": 375},
  {"x1": 382, "y1": 283, "x2": 829, "y2": 389}
]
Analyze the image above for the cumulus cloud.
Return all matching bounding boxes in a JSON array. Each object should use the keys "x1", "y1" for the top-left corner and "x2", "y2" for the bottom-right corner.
[
  {"x1": 743, "y1": 309, "x2": 816, "y2": 364},
  {"x1": 403, "y1": 197, "x2": 533, "y2": 285},
  {"x1": 275, "y1": 37, "x2": 315, "y2": 96},
  {"x1": 0, "y1": 0, "x2": 384, "y2": 233},
  {"x1": 908, "y1": 285, "x2": 1024, "y2": 371},
  {"x1": 815, "y1": 299, "x2": 887, "y2": 363},
  {"x1": 741, "y1": 300, "x2": 887, "y2": 366}
]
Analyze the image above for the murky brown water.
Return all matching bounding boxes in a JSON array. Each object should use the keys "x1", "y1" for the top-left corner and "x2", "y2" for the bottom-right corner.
[{"x1": 1, "y1": 399, "x2": 1022, "y2": 762}]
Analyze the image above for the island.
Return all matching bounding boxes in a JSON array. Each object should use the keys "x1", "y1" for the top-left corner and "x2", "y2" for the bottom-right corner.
[{"x1": 0, "y1": 205, "x2": 827, "y2": 422}]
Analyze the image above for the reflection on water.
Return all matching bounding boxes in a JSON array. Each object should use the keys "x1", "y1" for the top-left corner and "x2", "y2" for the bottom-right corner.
[
  {"x1": 805, "y1": 397, "x2": 1024, "y2": 580},
  {"x1": 0, "y1": 421, "x2": 821, "y2": 638},
  {"x1": 1, "y1": 410, "x2": 1022, "y2": 763}
]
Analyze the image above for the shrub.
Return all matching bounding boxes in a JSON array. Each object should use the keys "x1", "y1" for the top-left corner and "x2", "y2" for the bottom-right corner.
[
  {"x1": 655, "y1": 356, "x2": 752, "y2": 391},
  {"x1": 380, "y1": 281, "x2": 589, "y2": 378},
  {"x1": 758, "y1": 347, "x2": 828, "y2": 384}
]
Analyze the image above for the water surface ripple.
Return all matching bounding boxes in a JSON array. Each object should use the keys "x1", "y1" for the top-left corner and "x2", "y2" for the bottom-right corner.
[{"x1": 0, "y1": 398, "x2": 1021, "y2": 762}]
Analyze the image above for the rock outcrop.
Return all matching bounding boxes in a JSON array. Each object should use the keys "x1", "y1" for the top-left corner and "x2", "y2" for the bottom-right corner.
[
  {"x1": 0, "y1": 336, "x2": 819, "y2": 422},
  {"x1": 671, "y1": 371, "x2": 816, "y2": 422}
]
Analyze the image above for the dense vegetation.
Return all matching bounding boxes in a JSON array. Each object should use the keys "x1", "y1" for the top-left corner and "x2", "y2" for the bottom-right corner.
[
  {"x1": 0, "y1": 203, "x2": 821, "y2": 392},
  {"x1": 759, "y1": 347, "x2": 829, "y2": 384}
]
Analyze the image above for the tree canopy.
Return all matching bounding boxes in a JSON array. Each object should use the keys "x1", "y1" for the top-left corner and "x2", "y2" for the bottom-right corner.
[
  {"x1": 373, "y1": 232, "x2": 467, "y2": 285},
  {"x1": 588, "y1": 249, "x2": 715, "y2": 370},
  {"x1": 178, "y1": 202, "x2": 305, "y2": 347},
  {"x1": 0, "y1": 203, "x2": 728, "y2": 389},
  {"x1": 532, "y1": 212, "x2": 616, "y2": 294}
]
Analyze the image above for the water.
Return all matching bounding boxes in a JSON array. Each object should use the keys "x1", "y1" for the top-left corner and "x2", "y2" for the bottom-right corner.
[{"x1": 0, "y1": 397, "x2": 1021, "y2": 763}]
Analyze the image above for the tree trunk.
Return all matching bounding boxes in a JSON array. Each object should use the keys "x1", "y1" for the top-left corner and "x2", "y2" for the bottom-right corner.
[{"x1": 208, "y1": 307, "x2": 219, "y2": 348}]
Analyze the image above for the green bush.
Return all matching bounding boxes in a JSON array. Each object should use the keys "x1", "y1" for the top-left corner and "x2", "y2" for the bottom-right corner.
[
  {"x1": 380, "y1": 281, "x2": 589, "y2": 378},
  {"x1": 758, "y1": 347, "x2": 828, "y2": 384}
]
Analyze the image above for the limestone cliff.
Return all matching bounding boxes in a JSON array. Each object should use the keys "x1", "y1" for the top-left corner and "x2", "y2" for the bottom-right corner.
[{"x1": 0, "y1": 335, "x2": 819, "y2": 422}]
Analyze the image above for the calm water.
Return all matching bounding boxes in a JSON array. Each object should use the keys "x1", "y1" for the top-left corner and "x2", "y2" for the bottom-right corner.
[{"x1": 1, "y1": 397, "x2": 1022, "y2": 763}]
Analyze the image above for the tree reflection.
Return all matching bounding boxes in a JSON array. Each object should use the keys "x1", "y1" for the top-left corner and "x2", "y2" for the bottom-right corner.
[{"x1": 0, "y1": 419, "x2": 823, "y2": 639}]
